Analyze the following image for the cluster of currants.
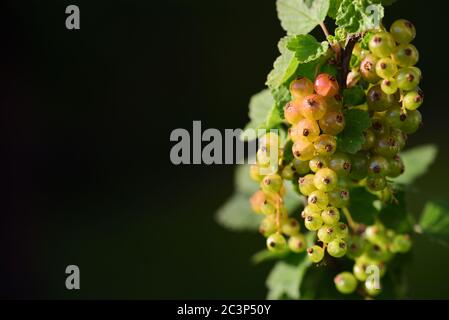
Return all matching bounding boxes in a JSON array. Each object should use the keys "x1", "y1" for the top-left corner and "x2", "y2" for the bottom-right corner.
[{"x1": 248, "y1": 19, "x2": 420, "y2": 297}]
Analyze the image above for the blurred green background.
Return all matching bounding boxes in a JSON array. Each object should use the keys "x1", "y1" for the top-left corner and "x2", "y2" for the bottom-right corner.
[{"x1": 1, "y1": 0, "x2": 448, "y2": 299}]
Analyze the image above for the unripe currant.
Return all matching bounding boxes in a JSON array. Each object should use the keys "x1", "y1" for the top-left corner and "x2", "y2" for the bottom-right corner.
[
  {"x1": 307, "y1": 245, "x2": 325, "y2": 263},
  {"x1": 319, "y1": 111, "x2": 345, "y2": 135},
  {"x1": 281, "y1": 218, "x2": 300, "y2": 236},
  {"x1": 334, "y1": 272, "x2": 357, "y2": 294},
  {"x1": 392, "y1": 44, "x2": 419, "y2": 67},
  {"x1": 261, "y1": 174, "x2": 283, "y2": 193},
  {"x1": 369, "y1": 31, "x2": 396, "y2": 58},
  {"x1": 390, "y1": 19, "x2": 416, "y2": 44},
  {"x1": 304, "y1": 213, "x2": 324, "y2": 231},
  {"x1": 367, "y1": 85, "x2": 395, "y2": 112},
  {"x1": 313, "y1": 168, "x2": 338, "y2": 192},
  {"x1": 288, "y1": 234, "x2": 307, "y2": 253},
  {"x1": 284, "y1": 100, "x2": 304, "y2": 125},
  {"x1": 313, "y1": 134, "x2": 337, "y2": 156},
  {"x1": 308, "y1": 190, "x2": 329, "y2": 210},
  {"x1": 292, "y1": 138, "x2": 315, "y2": 161},
  {"x1": 327, "y1": 239, "x2": 347, "y2": 258},
  {"x1": 266, "y1": 233, "x2": 287, "y2": 252},
  {"x1": 360, "y1": 54, "x2": 381, "y2": 83},
  {"x1": 375, "y1": 58, "x2": 398, "y2": 79},
  {"x1": 396, "y1": 67, "x2": 421, "y2": 91},
  {"x1": 299, "y1": 174, "x2": 317, "y2": 196},
  {"x1": 328, "y1": 188, "x2": 350, "y2": 208},
  {"x1": 309, "y1": 155, "x2": 329, "y2": 173},
  {"x1": 321, "y1": 207, "x2": 340, "y2": 225},
  {"x1": 329, "y1": 152, "x2": 352, "y2": 177},
  {"x1": 291, "y1": 118, "x2": 320, "y2": 142}
]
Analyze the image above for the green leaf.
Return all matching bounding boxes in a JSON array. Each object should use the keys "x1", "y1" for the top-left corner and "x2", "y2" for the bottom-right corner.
[
  {"x1": 240, "y1": 89, "x2": 283, "y2": 141},
  {"x1": 252, "y1": 249, "x2": 289, "y2": 265},
  {"x1": 419, "y1": 201, "x2": 449, "y2": 248},
  {"x1": 378, "y1": 191, "x2": 413, "y2": 233},
  {"x1": 328, "y1": 0, "x2": 343, "y2": 18},
  {"x1": 296, "y1": 52, "x2": 331, "y2": 82},
  {"x1": 271, "y1": 86, "x2": 291, "y2": 116},
  {"x1": 287, "y1": 35, "x2": 329, "y2": 64},
  {"x1": 337, "y1": 109, "x2": 371, "y2": 154},
  {"x1": 276, "y1": 0, "x2": 330, "y2": 35},
  {"x1": 215, "y1": 194, "x2": 263, "y2": 232},
  {"x1": 217, "y1": 163, "x2": 303, "y2": 232},
  {"x1": 343, "y1": 86, "x2": 366, "y2": 106},
  {"x1": 336, "y1": 0, "x2": 384, "y2": 34},
  {"x1": 393, "y1": 144, "x2": 438, "y2": 185},
  {"x1": 266, "y1": 253, "x2": 311, "y2": 300},
  {"x1": 266, "y1": 37, "x2": 300, "y2": 90},
  {"x1": 347, "y1": 187, "x2": 378, "y2": 225}
]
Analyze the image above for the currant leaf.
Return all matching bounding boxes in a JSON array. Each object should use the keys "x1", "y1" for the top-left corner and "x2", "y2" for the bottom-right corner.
[
  {"x1": 337, "y1": 109, "x2": 372, "y2": 154},
  {"x1": 287, "y1": 35, "x2": 330, "y2": 64},
  {"x1": 266, "y1": 37, "x2": 300, "y2": 90},
  {"x1": 419, "y1": 201, "x2": 449, "y2": 248}
]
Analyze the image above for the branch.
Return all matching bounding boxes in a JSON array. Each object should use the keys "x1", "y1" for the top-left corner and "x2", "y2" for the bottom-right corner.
[{"x1": 340, "y1": 34, "x2": 361, "y2": 89}]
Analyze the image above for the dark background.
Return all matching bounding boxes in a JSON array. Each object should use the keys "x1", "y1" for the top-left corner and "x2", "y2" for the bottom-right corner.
[{"x1": 0, "y1": 0, "x2": 448, "y2": 299}]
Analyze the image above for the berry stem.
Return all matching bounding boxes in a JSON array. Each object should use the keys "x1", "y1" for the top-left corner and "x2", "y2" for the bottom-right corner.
[
  {"x1": 319, "y1": 22, "x2": 341, "y2": 60},
  {"x1": 342, "y1": 207, "x2": 358, "y2": 230},
  {"x1": 275, "y1": 194, "x2": 282, "y2": 233},
  {"x1": 340, "y1": 34, "x2": 361, "y2": 89}
]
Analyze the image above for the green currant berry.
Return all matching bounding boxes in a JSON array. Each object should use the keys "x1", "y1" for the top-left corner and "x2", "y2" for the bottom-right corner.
[
  {"x1": 321, "y1": 207, "x2": 340, "y2": 225},
  {"x1": 260, "y1": 200, "x2": 276, "y2": 215},
  {"x1": 360, "y1": 54, "x2": 381, "y2": 83},
  {"x1": 381, "y1": 79, "x2": 398, "y2": 95},
  {"x1": 261, "y1": 174, "x2": 283, "y2": 193},
  {"x1": 329, "y1": 152, "x2": 352, "y2": 177},
  {"x1": 367, "y1": 85, "x2": 395, "y2": 112},
  {"x1": 334, "y1": 272, "x2": 357, "y2": 294},
  {"x1": 391, "y1": 234, "x2": 412, "y2": 253},
  {"x1": 292, "y1": 137, "x2": 315, "y2": 161},
  {"x1": 328, "y1": 188, "x2": 350, "y2": 208},
  {"x1": 392, "y1": 44, "x2": 419, "y2": 67},
  {"x1": 259, "y1": 216, "x2": 277, "y2": 237},
  {"x1": 369, "y1": 32, "x2": 396, "y2": 58},
  {"x1": 365, "y1": 278, "x2": 382, "y2": 297},
  {"x1": 318, "y1": 225, "x2": 337, "y2": 243},
  {"x1": 390, "y1": 19, "x2": 416, "y2": 44},
  {"x1": 361, "y1": 129, "x2": 376, "y2": 150},
  {"x1": 397, "y1": 67, "x2": 421, "y2": 91},
  {"x1": 307, "y1": 245, "x2": 325, "y2": 263},
  {"x1": 309, "y1": 156, "x2": 329, "y2": 173},
  {"x1": 353, "y1": 263, "x2": 368, "y2": 281},
  {"x1": 368, "y1": 155, "x2": 390, "y2": 177},
  {"x1": 371, "y1": 116, "x2": 390, "y2": 137},
  {"x1": 373, "y1": 134, "x2": 400, "y2": 158},
  {"x1": 367, "y1": 176, "x2": 387, "y2": 192},
  {"x1": 288, "y1": 234, "x2": 307, "y2": 253},
  {"x1": 259, "y1": 133, "x2": 280, "y2": 150},
  {"x1": 304, "y1": 213, "x2": 324, "y2": 231},
  {"x1": 327, "y1": 239, "x2": 347, "y2": 258},
  {"x1": 281, "y1": 218, "x2": 301, "y2": 236},
  {"x1": 366, "y1": 243, "x2": 389, "y2": 262},
  {"x1": 347, "y1": 236, "x2": 366, "y2": 260},
  {"x1": 314, "y1": 168, "x2": 338, "y2": 192},
  {"x1": 401, "y1": 109, "x2": 422, "y2": 134},
  {"x1": 313, "y1": 134, "x2": 337, "y2": 156},
  {"x1": 388, "y1": 155, "x2": 405, "y2": 178},
  {"x1": 292, "y1": 159, "x2": 310, "y2": 175},
  {"x1": 249, "y1": 165, "x2": 263, "y2": 182},
  {"x1": 266, "y1": 233, "x2": 287, "y2": 252},
  {"x1": 308, "y1": 190, "x2": 329, "y2": 210},
  {"x1": 290, "y1": 77, "x2": 314, "y2": 100},
  {"x1": 300, "y1": 94, "x2": 327, "y2": 120},
  {"x1": 385, "y1": 106, "x2": 405, "y2": 129},
  {"x1": 284, "y1": 100, "x2": 304, "y2": 125},
  {"x1": 301, "y1": 205, "x2": 321, "y2": 219},
  {"x1": 365, "y1": 225, "x2": 385, "y2": 244},
  {"x1": 319, "y1": 111, "x2": 345, "y2": 136},
  {"x1": 336, "y1": 222, "x2": 349, "y2": 239},
  {"x1": 403, "y1": 89, "x2": 424, "y2": 110},
  {"x1": 314, "y1": 73, "x2": 340, "y2": 97},
  {"x1": 390, "y1": 128, "x2": 407, "y2": 151},
  {"x1": 350, "y1": 152, "x2": 368, "y2": 180},
  {"x1": 375, "y1": 58, "x2": 398, "y2": 79},
  {"x1": 298, "y1": 174, "x2": 317, "y2": 196},
  {"x1": 281, "y1": 164, "x2": 295, "y2": 181}
]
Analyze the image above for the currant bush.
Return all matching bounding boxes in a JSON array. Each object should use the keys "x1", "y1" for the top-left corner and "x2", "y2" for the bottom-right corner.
[{"x1": 242, "y1": 10, "x2": 423, "y2": 299}]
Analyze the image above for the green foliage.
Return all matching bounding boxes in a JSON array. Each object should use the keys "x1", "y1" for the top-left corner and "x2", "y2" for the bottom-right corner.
[
  {"x1": 276, "y1": 0, "x2": 330, "y2": 35},
  {"x1": 336, "y1": 0, "x2": 385, "y2": 34},
  {"x1": 337, "y1": 109, "x2": 372, "y2": 154},
  {"x1": 347, "y1": 187, "x2": 377, "y2": 225},
  {"x1": 393, "y1": 144, "x2": 438, "y2": 185},
  {"x1": 328, "y1": 0, "x2": 343, "y2": 19},
  {"x1": 343, "y1": 86, "x2": 366, "y2": 106},
  {"x1": 240, "y1": 89, "x2": 282, "y2": 141},
  {"x1": 266, "y1": 252, "x2": 311, "y2": 299},
  {"x1": 216, "y1": 163, "x2": 303, "y2": 232},
  {"x1": 266, "y1": 37, "x2": 300, "y2": 90},
  {"x1": 419, "y1": 201, "x2": 449, "y2": 248},
  {"x1": 378, "y1": 190, "x2": 413, "y2": 233},
  {"x1": 287, "y1": 35, "x2": 330, "y2": 63}
]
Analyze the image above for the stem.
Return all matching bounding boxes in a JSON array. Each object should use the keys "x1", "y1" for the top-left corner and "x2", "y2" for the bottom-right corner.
[
  {"x1": 342, "y1": 207, "x2": 358, "y2": 230},
  {"x1": 275, "y1": 194, "x2": 282, "y2": 232},
  {"x1": 319, "y1": 22, "x2": 342, "y2": 60},
  {"x1": 340, "y1": 34, "x2": 361, "y2": 89}
]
